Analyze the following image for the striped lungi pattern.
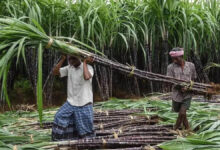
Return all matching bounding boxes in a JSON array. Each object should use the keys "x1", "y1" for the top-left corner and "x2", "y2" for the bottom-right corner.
[{"x1": 52, "y1": 101, "x2": 94, "y2": 141}]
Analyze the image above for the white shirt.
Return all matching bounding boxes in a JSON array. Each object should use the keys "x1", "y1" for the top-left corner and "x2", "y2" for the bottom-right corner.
[{"x1": 59, "y1": 63, "x2": 94, "y2": 106}]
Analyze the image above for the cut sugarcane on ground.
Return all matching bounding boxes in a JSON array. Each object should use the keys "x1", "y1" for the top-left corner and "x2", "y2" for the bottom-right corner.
[{"x1": 1, "y1": 97, "x2": 220, "y2": 150}]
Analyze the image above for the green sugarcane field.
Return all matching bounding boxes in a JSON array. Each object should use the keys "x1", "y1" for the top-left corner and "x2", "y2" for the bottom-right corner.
[{"x1": 0, "y1": 0, "x2": 220, "y2": 150}]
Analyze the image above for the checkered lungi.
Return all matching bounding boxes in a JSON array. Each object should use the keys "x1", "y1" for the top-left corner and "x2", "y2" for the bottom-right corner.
[{"x1": 52, "y1": 101, "x2": 94, "y2": 141}]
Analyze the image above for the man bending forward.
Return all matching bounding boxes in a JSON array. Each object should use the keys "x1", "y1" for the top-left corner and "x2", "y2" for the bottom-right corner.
[{"x1": 52, "y1": 55, "x2": 95, "y2": 141}]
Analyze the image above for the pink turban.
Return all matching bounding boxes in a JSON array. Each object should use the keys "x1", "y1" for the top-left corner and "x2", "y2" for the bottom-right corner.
[{"x1": 169, "y1": 48, "x2": 184, "y2": 57}]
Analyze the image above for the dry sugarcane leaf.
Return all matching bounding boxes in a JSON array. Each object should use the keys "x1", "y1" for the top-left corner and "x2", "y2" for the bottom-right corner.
[
  {"x1": 113, "y1": 132, "x2": 119, "y2": 139},
  {"x1": 30, "y1": 134, "x2": 34, "y2": 143},
  {"x1": 144, "y1": 145, "x2": 156, "y2": 150},
  {"x1": 18, "y1": 118, "x2": 37, "y2": 122},
  {"x1": 169, "y1": 129, "x2": 179, "y2": 135},
  {"x1": 176, "y1": 129, "x2": 183, "y2": 137},
  {"x1": 100, "y1": 123, "x2": 104, "y2": 130},
  {"x1": 129, "y1": 115, "x2": 134, "y2": 120},
  {"x1": 104, "y1": 110, "x2": 109, "y2": 116},
  {"x1": 13, "y1": 145, "x2": 17, "y2": 150},
  {"x1": 102, "y1": 138, "x2": 107, "y2": 148}
]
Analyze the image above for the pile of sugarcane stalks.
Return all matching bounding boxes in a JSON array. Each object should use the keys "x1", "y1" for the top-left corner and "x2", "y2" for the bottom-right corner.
[{"x1": 26, "y1": 108, "x2": 176, "y2": 150}]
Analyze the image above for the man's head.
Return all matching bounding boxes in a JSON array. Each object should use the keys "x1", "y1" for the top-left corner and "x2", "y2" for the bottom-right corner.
[
  {"x1": 169, "y1": 47, "x2": 184, "y2": 65},
  {"x1": 68, "y1": 56, "x2": 81, "y2": 67}
]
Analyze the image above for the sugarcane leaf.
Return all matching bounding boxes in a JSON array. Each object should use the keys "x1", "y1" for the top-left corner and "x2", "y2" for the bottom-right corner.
[
  {"x1": 0, "y1": 40, "x2": 19, "y2": 69},
  {"x1": 118, "y1": 32, "x2": 128, "y2": 50},
  {"x1": 1, "y1": 64, "x2": 11, "y2": 109},
  {"x1": 16, "y1": 37, "x2": 26, "y2": 66},
  {"x1": 159, "y1": 138, "x2": 194, "y2": 150},
  {"x1": 31, "y1": 19, "x2": 46, "y2": 34},
  {"x1": 208, "y1": 121, "x2": 220, "y2": 131},
  {"x1": 205, "y1": 63, "x2": 220, "y2": 70},
  {"x1": 0, "y1": 43, "x2": 11, "y2": 51},
  {"x1": 79, "y1": 16, "x2": 84, "y2": 42},
  {"x1": 186, "y1": 138, "x2": 217, "y2": 145},
  {"x1": 37, "y1": 42, "x2": 43, "y2": 125},
  {"x1": 55, "y1": 36, "x2": 103, "y2": 55},
  {"x1": 21, "y1": 45, "x2": 27, "y2": 66}
]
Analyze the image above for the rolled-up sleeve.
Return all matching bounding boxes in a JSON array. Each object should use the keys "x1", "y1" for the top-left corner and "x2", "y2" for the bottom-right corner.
[
  {"x1": 167, "y1": 65, "x2": 174, "y2": 77},
  {"x1": 59, "y1": 66, "x2": 69, "y2": 77},
  {"x1": 88, "y1": 65, "x2": 94, "y2": 77}
]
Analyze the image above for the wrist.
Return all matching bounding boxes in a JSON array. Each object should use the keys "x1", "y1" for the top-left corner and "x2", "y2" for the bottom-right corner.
[{"x1": 61, "y1": 59, "x2": 66, "y2": 63}]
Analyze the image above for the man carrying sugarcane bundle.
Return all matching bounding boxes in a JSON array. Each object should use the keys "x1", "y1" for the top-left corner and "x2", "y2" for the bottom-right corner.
[
  {"x1": 167, "y1": 47, "x2": 197, "y2": 130},
  {"x1": 51, "y1": 55, "x2": 95, "y2": 141}
]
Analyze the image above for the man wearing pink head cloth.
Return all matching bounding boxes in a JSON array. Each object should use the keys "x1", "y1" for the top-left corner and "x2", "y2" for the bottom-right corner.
[{"x1": 167, "y1": 47, "x2": 197, "y2": 130}]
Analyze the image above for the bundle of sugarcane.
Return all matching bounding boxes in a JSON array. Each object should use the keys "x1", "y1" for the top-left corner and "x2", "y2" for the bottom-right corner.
[
  {"x1": 0, "y1": 17, "x2": 219, "y2": 98},
  {"x1": 94, "y1": 55, "x2": 220, "y2": 95}
]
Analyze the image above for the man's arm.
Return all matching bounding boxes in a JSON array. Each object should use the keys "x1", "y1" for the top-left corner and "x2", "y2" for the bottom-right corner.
[
  {"x1": 182, "y1": 63, "x2": 197, "y2": 92},
  {"x1": 192, "y1": 63, "x2": 197, "y2": 81},
  {"x1": 166, "y1": 65, "x2": 174, "y2": 92},
  {"x1": 83, "y1": 57, "x2": 94, "y2": 80},
  {"x1": 53, "y1": 55, "x2": 66, "y2": 76}
]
